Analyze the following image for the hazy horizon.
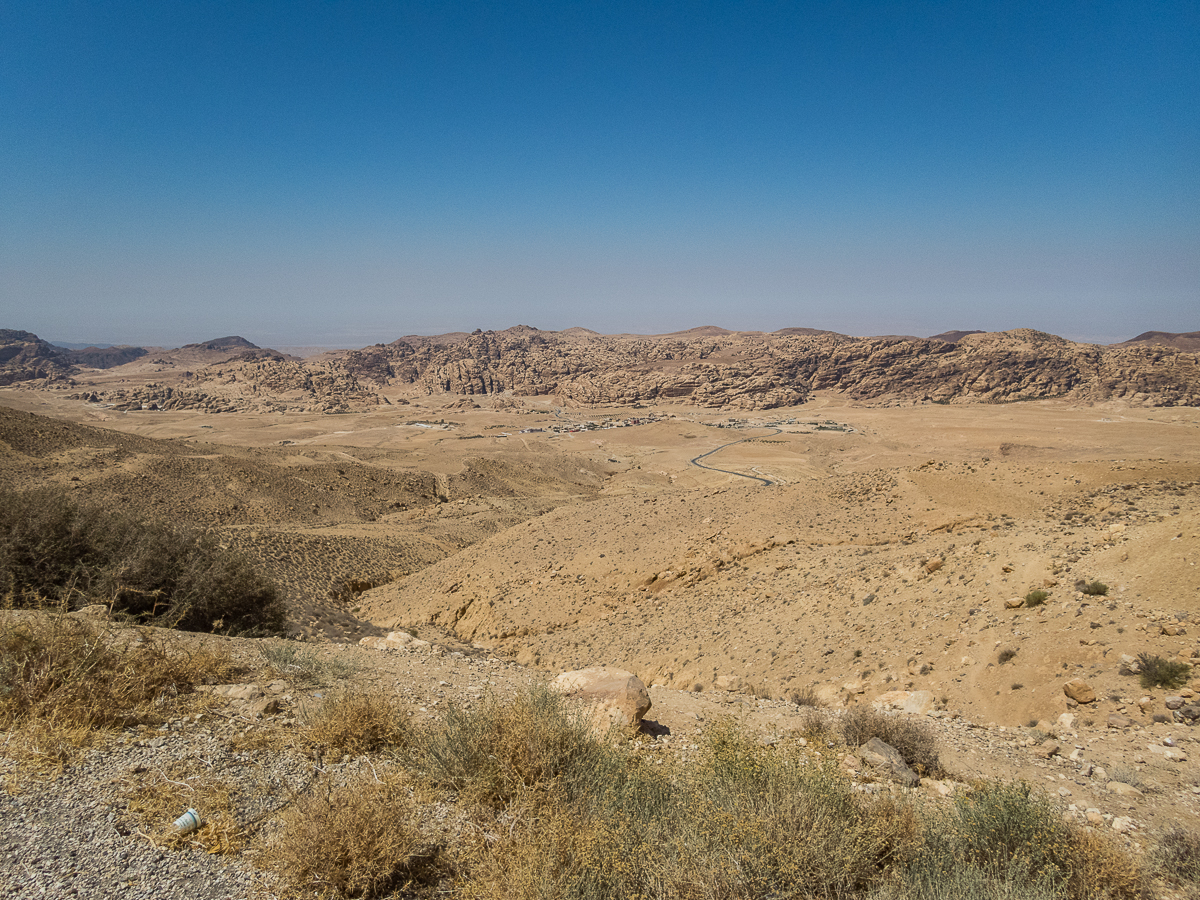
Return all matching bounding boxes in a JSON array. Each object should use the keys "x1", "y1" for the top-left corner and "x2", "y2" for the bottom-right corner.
[{"x1": 2, "y1": 2, "x2": 1196, "y2": 349}]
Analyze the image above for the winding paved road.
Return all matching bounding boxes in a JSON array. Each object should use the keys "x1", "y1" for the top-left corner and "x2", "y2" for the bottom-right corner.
[{"x1": 689, "y1": 428, "x2": 781, "y2": 485}]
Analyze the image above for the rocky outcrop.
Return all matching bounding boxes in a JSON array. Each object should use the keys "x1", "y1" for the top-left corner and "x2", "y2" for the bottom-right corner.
[
  {"x1": 337, "y1": 327, "x2": 1200, "y2": 409},
  {"x1": 6, "y1": 325, "x2": 1199, "y2": 408},
  {"x1": 62, "y1": 346, "x2": 148, "y2": 369},
  {"x1": 0, "y1": 330, "x2": 76, "y2": 385}
]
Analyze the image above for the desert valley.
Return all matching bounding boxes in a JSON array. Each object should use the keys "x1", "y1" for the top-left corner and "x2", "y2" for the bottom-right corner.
[{"x1": 3, "y1": 324, "x2": 1200, "y2": 899}]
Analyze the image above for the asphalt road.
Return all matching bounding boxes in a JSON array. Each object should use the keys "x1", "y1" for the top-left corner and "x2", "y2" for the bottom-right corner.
[{"x1": 689, "y1": 428, "x2": 781, "y2": 485}]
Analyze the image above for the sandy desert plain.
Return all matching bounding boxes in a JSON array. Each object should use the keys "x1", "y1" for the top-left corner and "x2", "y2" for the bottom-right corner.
[{"x1": 2, "y1": 330, "x2": 1200, "y2": 897}]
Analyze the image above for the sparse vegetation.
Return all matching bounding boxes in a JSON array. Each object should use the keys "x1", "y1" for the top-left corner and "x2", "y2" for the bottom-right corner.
[
  {"x1": 998, "y1": 648, "x2": 1018, "y2": 664},
  {"x1": 0, "y1": 611, "x2": 235, "y2": 772},
  {"x1": 1080, "y1": 580, "x2": 1110, "y2": 597},
  {"x1": 838, "y1": 705, "x2": 942, "y2": 777},
  {"x1": 413, "y1": 683, "x2": 614, "y2": 809},
  {"x1": 1109, "y1": 765, "x2": 1149, "y2": 791},
  {"x1": 914, "y1": 781, "x2": 1143, "y2": 900},
  {"x1": 1137, "y1": 652, "x2": 1191, "y2": 690},
  {"x1": 1153, "y1": 825, "x2": 1200, "y2": 887},
  {"x1": 1024, "y1": 589, "x2": 1049, "y2": 607},
  {"x1": 262, "y1": 774, "x2": 437, "y2": 898},
  {"x1": 788, "y1": 686, "x2": 823, "y2": 707},
  {"x1": 306, "y1": 689, "x2": 408, "y2": 755},
  {"x1": 0, "y1": 487, "x2": 284, "y2": 634},
  {"x1": 261, "y1": 641, "x2": 354, "y2": 683}
]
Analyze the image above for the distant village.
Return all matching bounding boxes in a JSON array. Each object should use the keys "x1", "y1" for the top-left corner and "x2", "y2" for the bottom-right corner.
[{"x1": 520, "y1": 412, "x2": 854, "y2": 435}]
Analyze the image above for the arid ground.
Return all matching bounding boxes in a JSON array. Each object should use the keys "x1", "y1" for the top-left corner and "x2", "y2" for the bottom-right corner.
[{"x1": 3, "y1": 351, "x2": 1200, "y2": 895}]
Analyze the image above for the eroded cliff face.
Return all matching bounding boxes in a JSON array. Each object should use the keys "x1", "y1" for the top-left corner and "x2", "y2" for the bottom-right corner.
[
  {"x1": 334, "y1": 327, "x2": 1200, "y2": 409},
  {"x1": 0, "y1": 330, "x2": 76, "y2": 386}
]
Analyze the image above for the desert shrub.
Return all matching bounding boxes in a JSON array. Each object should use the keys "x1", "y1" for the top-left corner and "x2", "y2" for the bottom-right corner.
[
  {"x1": 1025, "y1": 590, "x2": 1049, "y2": 607},
  {"x1": 260, "y1": 641, "x2": 353, "y2": 684},
  {"x1": 0, "y1": 487, "x2": 284, "y2": 634},
  {"x1": 0, "y1": 614, "x2": 217, "y2": 730},
  {"x1": 999, "y1": 648, "x2": 1019, "y2": 664},
  {"x1": 748, "y1": 681, "x2": 773, "y2": 699},
  {"x1": 839, "y1": 705, "x2": 942, "y2": 777},
  {"x1": 1138, "y1": 652, "x2": 1191, "y2": 690},
  {"x1": 928, "y1": 781, "x2": 1142, "y2": 900},
  {"x1": 464, "y1": 723, "x2": 918, "y2": 900},
  {"x1": 306, "y1": 689, "x2": 407, "y2": 755},
  {"x1": 0, "y1": 613, "x2": 229, "y2": 774},
  {"x1": 1154, "y1": 825, "x2": 1200, "y2": 885},
  {"x1": 1108, "y1": 765, "x2": 1149, "y2": 791},
  {"x1": 870, "y1": 855, "x2": 1068, "y2": 899},
  {"x1": 1080, "y1": 580, "x2": 1109, "y2": 596},
  {"x1": 263, "y1": 774, "x2": 435, "y2": 899},
  {"x1": 788, "y1": 685, "x2": 823, "y2": 707},
  {"x1": 414, "y1": 684, "x2": 617, "y2": 808}
]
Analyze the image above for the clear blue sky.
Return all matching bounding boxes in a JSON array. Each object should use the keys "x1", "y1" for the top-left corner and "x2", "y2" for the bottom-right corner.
[{"x1": 1, "y1": 1, "x2": 1196, "y2": 348}]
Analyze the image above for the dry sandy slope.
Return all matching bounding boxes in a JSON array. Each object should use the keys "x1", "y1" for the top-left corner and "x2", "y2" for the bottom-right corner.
[{"x1": 356, "y1": 400, "x2": 1200, "y2": 729}]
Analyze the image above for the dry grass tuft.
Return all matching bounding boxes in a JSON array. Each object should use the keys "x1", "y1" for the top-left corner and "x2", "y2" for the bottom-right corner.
[
  {"x1": 305, "y1": 689, "x2": 408, "y2": 755},
  {"x1": 0, "y1": 611, "x2": 235, "y2": 778},
  {"x1": 261, "y1": 773, "x2": 434, "y2": 899},
  {"x1": 839, "y1": 705, "x2": 942, "y2": 777},
  {"x1": 414, "y1": 683, "x2": 611, "y2": 809},
  {"x1": 1, "y1": 614, "x2": 222, "y2": 728}
]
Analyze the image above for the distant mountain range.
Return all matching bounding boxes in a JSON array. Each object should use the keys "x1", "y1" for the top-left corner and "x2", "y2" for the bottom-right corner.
[{"x1": 3, "y1": 326, "x2": 1198, "y2": 409}]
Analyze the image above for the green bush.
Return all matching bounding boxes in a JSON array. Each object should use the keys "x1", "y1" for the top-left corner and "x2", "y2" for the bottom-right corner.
[
  {"x1": 0, "y1": 487, "x2": 284, "y2": 634},
  {"x1": 1080, "y1": 580, "x2": 1109, "y2": 596},
  {"x1": 1024, "y1": 590, "x2": 1049, "y2": 607},
  {"x1": 1138, "y1": 652, "x2": 1191, "y2": 690}
]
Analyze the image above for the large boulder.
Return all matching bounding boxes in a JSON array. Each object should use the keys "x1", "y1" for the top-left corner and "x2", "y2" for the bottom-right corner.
[
  {"x1": 1063, "y1": 678, "x2": 1096, "y2": 703},
  {"x1": 550, "y1": 667, "x2": 651, "y2": 732},
  {"x1": 858, "y1": 737, "x2": 919, "y2": 786}
]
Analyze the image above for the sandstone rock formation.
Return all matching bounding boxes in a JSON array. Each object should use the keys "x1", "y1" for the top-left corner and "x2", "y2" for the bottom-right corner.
[
  {"x1": 0, "y1": 330, "x2": 76, "y2": 385},
  {"x1": 5, "y1": 325, "x2": 1200, "y2": 409},
  {"x1": 343, "y1": 326, "x2": 1200, "y2": 409}
]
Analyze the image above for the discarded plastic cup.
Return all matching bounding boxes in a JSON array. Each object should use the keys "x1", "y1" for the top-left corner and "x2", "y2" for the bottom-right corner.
[{"x1": 173, "y1": 808, "x2": 202, "y2": 834}]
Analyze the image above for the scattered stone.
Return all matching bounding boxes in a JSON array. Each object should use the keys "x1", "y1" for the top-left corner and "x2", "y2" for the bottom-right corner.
[
  {"x1": 1111, "y1": 816, "x2": 1136, "y2": 834},
  {"x1": 872, "y1": 690, "x2": 935, "y2": 715},
  {"x1": 1148, "y1": 744, "x2": 1188, "y2": 762},
  {"x1": 924, "y1": 557, "x2": 944, "y2": 574},
  {"x1": 1034, "y1": 739, "x2": 1061, "y2": 759},
  {"x1": 248, "y1": 697, "x2": 282, "y2": 718},
  {"x1": 1165, "y1": 696, "x2": 1185, "y2": 710},
  {"x1": 1063, "y1": 678, "x2": 1096, "y2": 704},
  {"x1": 210, "y1": 683, "x2": 263, "y2": 702},
  {"x1": 714, "y1": 675, "x2": 744, "y2": 692},
  {"x1": 1057, "y1": 712, "x2": 1077, "y2": 730},
  {"x1": 1004, "y1": 597, "x2": 1024, "y2": 609},
  {"x1": 1107, "y1": 782, "x2": 1144, "y2": 798},
  {"x1": 1107, "y1": 713, "x2": 1133, "y2": 729},
  {"x1": 858, "y1": 737, "x2": 920, "y2": 786}
]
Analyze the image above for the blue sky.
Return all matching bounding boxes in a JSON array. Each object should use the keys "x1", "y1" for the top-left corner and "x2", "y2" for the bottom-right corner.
[{"x1": 1, "y1": 1, "x2": 1196, "y2": 348}]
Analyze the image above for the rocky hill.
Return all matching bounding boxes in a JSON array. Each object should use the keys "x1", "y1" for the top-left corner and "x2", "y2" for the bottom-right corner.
[
  {"x1": 1117, "y1": 331, "x2": 1200, "y2": 352},
  {"x1": 0, "y1": 329, "x2": 76, "y2": 385},
  {"x1": 4, "y1": 326, "x2": 1200, "y2": 409},
  {"x1": 342, "y1": 326, "x2": 1200, "y2": 408}
]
